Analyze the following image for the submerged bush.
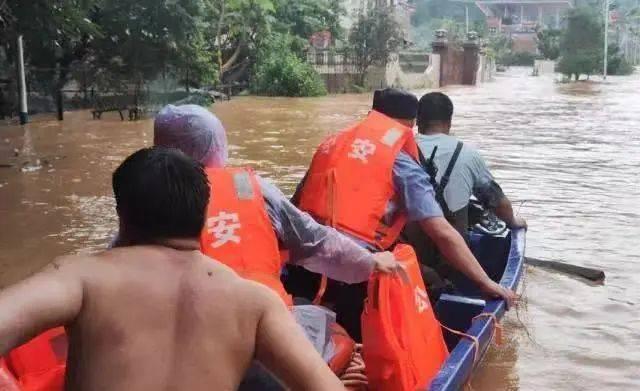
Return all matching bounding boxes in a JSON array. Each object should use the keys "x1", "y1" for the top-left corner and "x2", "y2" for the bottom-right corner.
[
  {"x1": 500, "y1": 51, "x2": 536, "y2": 66},
  {"x1": 251, "y1": 34, "x2": 327, "y2": 97},
  {"x1": 607, "y1": 44, "x2": 635, "y2": 76},
  {"x1": 172, "y1": 92, "x2": 215, "y2": 107}
]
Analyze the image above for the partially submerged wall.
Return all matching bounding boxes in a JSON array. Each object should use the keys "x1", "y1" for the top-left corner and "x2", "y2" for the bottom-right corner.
[
  {"x1": 534, "y1": 59, "x2": 556, "y2": 75},
  {"x1": 365, "y1": 52, "x2": 441, "y2": 90},
  {"x1": 308, "y1": 30, "x2": 491, "y2": 93},
  {"x1": 477, "y1": 54, "x2": 495, "y2": 83},
  {"x1": 432, "y1": 31, "x2": 491, "y2": 87},
  {"x1": 309, "y1": 48, "x2": 441, "y2": 92}
]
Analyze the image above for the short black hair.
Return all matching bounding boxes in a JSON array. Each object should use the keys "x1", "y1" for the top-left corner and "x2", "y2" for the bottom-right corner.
[
  {"x1": 113, "y1": 147, "x2": 210, "y2": 241},
  {"x1": 417, "y1": 92, "x2": 454, "y2": 131},
  {"x1": 372, "y1": 88, "x2": 418, "y2": 120}
]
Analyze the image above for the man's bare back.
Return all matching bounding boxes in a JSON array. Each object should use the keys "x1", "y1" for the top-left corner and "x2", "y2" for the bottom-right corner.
[
  {"x1": 1, "y1": 147, "x2": 343, "y2": 390},
  {"x1": 68, "y1": 245, "x2": 265, "y2": 390},
  {"x1": 0, "y1": 245, "x2": 343, "y2": 391}
]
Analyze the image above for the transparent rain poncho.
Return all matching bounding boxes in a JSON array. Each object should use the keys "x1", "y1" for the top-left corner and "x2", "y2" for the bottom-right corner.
[{"x1": 154, "y1": 104, "x2": 228, "y2": 168}]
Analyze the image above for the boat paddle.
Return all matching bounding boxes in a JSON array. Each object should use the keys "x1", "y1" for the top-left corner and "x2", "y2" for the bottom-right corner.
[{"x1": 525, "y1": 257, "x2": 605, "y2": 283}]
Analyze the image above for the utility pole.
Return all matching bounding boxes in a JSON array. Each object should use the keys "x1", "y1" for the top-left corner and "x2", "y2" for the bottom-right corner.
[
  {"x1": 604, "y1": 0, "x2": 609, "y2": 80},
  {"x1": 55, "y1": 46, "x2": 63, "y2": 121},
  {"x1": 465, "y1": 5, "x2": 470, "y2": 34},
  {"x1": 452, "y1": 1, "x2": 471, "y2": 34},
  {"x1": 17, "y1": 35, "x2": 28, "y2": 124}
]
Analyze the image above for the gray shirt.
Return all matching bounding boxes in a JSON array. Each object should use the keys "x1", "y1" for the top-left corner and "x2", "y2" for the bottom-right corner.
[{"x1": 416, "y1": 133, "x2": 502, "y2": 213}]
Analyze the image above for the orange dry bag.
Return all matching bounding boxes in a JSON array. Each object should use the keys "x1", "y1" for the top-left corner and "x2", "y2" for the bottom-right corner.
[
  {"x1": 5, "y1": 328, "x2": 67, "y2": 391},
  {"x1": 327, "y1": 322, "x2": 356, "y2": 376},
  {"x1": 361, "y1": 244, "x2": 449, "y2": 390}
]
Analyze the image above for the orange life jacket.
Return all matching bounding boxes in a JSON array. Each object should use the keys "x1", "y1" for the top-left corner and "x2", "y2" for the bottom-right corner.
[
  {"x1": 297, "y1": 111, "x2": 419, "y2": 250},
  {"x1": 361, "y1": 244, "x2": 449, "y2": 390},
  {"x1": 5, "y1": 328, "x2": 67, "y2": 391},
  {"x1": 200, "y1": 167, "x2": 292, "y2": 305},
  {"x1": 199, "y1": 169, "x2": 356, "y2": 373}
]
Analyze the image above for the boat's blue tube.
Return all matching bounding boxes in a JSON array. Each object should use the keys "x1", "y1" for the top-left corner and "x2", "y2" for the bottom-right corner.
[{"x1": 429, "y1": 228, "x2": 526, "y2": 391}]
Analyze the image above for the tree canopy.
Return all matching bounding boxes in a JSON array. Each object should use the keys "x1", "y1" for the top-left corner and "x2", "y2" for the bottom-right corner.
[
  {"x1": 557, "y1": 7, "x2": 604, "y2": 79},
  {"x1": 348, "y1": 6, "x2": 403, "y2": 85},
  {"x1": 536, "y1": 29, "x2": 561, "y2": 60},
  {"x1": 0, "y1": 0, "x2": 348, "y2": 99}
]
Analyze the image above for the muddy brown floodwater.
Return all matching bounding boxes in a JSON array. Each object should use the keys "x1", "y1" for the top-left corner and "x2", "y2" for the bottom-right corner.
[{"x1": 1, "y1": 68, "x2": 639, "y2": 390}]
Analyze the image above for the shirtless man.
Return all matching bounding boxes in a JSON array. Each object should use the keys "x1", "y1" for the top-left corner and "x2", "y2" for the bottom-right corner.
[{"x1": 0, "y1": 147, "x2": 343, "y2": 391}]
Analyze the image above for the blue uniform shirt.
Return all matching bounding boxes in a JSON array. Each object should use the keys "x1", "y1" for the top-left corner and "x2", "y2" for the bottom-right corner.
[
  {"x1": 292, "y1": 150, "x2": 443, "y2": 251},
  {"x1": 393, "y1": 151, "x2": 443, "y2": 221},
  {"x1": 257, "y1": 176, "x2": 376, "y2": 283}
]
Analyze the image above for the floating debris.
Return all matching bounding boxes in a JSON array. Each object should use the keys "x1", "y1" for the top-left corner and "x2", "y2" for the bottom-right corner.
[{"x1": 21, "y1": 164, "x2": 43, "y2": 173}]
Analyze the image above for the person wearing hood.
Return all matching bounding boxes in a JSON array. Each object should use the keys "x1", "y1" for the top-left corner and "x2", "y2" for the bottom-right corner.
[{"x1": 149, "y1": 104, "x2": 393, "y2": 388}]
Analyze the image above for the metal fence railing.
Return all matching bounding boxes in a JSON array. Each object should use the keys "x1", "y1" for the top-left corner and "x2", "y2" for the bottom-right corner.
[{"x1": 306, "y1": 49, "x2": 360, "y2": 75}]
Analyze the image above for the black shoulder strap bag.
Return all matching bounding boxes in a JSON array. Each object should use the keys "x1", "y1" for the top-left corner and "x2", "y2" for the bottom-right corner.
[{"x1": 418, "y1": 141, "x2": 464, "y2": 217}]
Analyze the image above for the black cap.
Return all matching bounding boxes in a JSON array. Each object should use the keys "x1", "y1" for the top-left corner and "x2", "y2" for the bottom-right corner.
[{"x1": 372, "y1": 88, "x2": 418, "y2": 120}]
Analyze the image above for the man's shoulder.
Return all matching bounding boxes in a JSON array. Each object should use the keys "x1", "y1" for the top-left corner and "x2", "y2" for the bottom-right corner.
[
  {"x1": 212, "y1": 269, "x2": 284, "y2": 313},
  {"x1": 48, "y1": 252, "x2": 102, "y2": 272},
  {"x1": 417, "y1": 134, "x2": 483, "y2": 161},
  {"x1": 193, "y1": 253, "x2": 269, "y2": 295},
  {"x1": 458, "y1": 142, "x2": 485, "y2": 164}
]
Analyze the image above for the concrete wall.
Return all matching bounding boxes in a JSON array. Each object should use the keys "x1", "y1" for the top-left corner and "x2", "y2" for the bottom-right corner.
[
  {"x1": 365, "y1": 53, "x2": 441, "y2": 90},
  {"x1": 309, "y1": 48, "x2": 441, "y2": 92},
  {"x1": 534, "y1": 59, "x2": 556, "y2": 75},
  {"x1": 320, "y1": 73, "x2": 358, "y2": 94},
  {"x1": 308, "y1": 31, "x2": 494, "y2": 92},
  {"x1": 432, "y1": 31, "x2": 493, "y2": 87},
  {"x1": 477, "y1": 54, "x2": 495, "y2": 83}
]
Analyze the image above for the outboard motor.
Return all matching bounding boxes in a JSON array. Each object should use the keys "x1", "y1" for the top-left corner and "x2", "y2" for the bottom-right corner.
[{"x1": 468, "y1": 199, "x2": 507, "y2": 236}]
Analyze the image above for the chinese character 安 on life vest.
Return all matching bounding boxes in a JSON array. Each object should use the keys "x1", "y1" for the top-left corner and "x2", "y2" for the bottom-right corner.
[
  {"x1": 207, "y1": 211, "x2": 241, "y2": 248},
  {"x1": 415, "y1": 286, "x2": 430, "y2": 313},
  {"x1": 348, "y1": 138, "x2": 376, "y2": 163}
]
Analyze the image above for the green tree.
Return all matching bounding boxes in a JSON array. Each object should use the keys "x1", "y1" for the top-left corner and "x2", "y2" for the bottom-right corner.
[
  {"x1": 0, "y1": 0, "x2": 100, "y2": 106},
  {"x1": 486, "y1": 34, "x2": 513, "y2": 65},
  {"x1": 412, "y1": 0, "x2": 483, "y2": 26},
  {"x1": 207, "y1": 0, "x2": 344, "y2": 84},
  {"x1": 89, "y1": 0, "x2": 213, "y2": 92},
  {"x1": 606, "y1": 43, "x2": 634, "y2": 74},
  {"x1": 536, "y1": 29, "x2": 561, "y2": 60},
  {"x1": 1, "y1": 0, "x2": 345, "y2": 104},
  {"x1": 0, "y1": 0, "x2": 13, "y2": 30},
  {"x1": 1, "y1": 0, "x2": 217, "y2": 100},
  {"x1": 172, "y1": 30, "x2": 219, "y2": 91},
  {"x1": 557, "y1": 7, "x2": 604, "y2": 80},
  {"x1": 272, "y1": 0, "x2": 344, "y2": 41},
  {"x1": 251, "y1": 33, "x2": 326, "y2": 96},
  {"x1": 206, "y1": 0, "x2": 275, "y2": 83},
  {"x1": 348, "y1": 6, "x2": 403, "y2": 85}
]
